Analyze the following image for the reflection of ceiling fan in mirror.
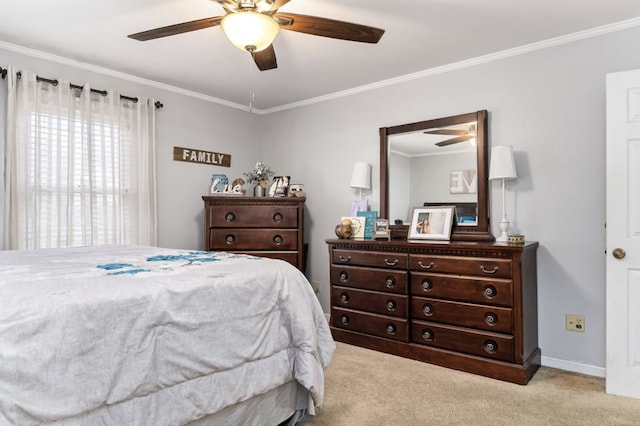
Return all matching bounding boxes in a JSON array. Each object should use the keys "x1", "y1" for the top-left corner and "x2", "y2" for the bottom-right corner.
[
  {"x1": 425, "y1": 124, "x2": 477, "y2": 147},
  {"x1": 128, "y1": 0, "x2": 385, "y2": 71}
]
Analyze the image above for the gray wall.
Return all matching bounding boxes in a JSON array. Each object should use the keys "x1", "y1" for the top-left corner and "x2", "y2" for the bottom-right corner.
[
  {"x1": 257, "y1": 25, "x2": 640, "y2": 376},
  {"x1": 3, "y1": 24, "x2": 640, "y2": 376}
]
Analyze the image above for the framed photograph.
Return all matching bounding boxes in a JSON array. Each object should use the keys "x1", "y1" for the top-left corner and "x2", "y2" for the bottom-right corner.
[
  {"x1": 373, "y1": 218, "x2": 390, "y2": 240},
  {"x1": 341, "y1": 216, "x2": 366, "y2": 240},
  {"x1": 269, "y1": 176, "x2": 290, "y2": 197},
  {"x1": 408, "y1": 206, "x2": 455, "y2": 240}
]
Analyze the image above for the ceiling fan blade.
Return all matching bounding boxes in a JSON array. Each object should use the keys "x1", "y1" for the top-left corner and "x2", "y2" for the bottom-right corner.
[
  {"x1": 425, "y1": 129, "x2": 467, "y2": 136},
  {"x1": 275, "y1": 13, "x2": 384, "y2": 43},
  {"x1": 128, "y1": 17, "x2": 223, "y2": 41},
  {"x1": 252, "y1": 44, "x2": 278, "y2": 71},
  {"x1": 435, "y1": 135, "x2": 474, "y2": 147}
]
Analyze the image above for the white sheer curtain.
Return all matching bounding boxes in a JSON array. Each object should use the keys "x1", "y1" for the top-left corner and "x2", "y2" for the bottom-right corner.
[{"x1": 3, "y1": 66, "x2": 157, "y2": 249}]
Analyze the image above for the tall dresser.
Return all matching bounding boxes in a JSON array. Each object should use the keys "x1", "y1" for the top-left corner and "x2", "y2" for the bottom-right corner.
[
  {"x1": 203, "y1": 196, "x2": 305, "y2": 271},
  {"x1": 327, "y1": 238, "x2": 539, "y2": 384}
]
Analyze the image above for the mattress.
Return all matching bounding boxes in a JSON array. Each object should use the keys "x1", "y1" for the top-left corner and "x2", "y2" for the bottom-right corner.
[{"x1": 0, "y1": 245, "x2": 335, "y2": 425}]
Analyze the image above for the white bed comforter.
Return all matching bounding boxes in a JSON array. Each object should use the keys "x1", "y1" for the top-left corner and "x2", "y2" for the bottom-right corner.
[{"x1": 0, "y1": 245, "x2": 335, "y2": 425}]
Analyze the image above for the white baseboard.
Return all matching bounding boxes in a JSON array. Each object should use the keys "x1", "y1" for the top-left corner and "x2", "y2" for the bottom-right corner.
[{"x1": 541, "y1": 355, "x2": 605, "y2": 378}]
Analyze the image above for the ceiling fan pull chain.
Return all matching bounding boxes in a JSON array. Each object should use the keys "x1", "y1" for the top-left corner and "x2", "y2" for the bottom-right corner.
[{"x1": 248, "y1": 53, "x2": 255, "y2": 113}]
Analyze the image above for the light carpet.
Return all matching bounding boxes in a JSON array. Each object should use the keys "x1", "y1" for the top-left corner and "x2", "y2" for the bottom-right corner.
[{"x1": 308, "y1": 342, "x2": 640, "y2": 425}]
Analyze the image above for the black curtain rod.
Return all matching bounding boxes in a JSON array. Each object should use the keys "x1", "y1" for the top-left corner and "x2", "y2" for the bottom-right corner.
[{"x1": 0, "y1": 66, "x2": 163, "y2": 109}]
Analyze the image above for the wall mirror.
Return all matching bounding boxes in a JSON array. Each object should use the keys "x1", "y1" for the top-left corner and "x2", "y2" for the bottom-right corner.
[{"x1": 380, "y1": 110, "x2": 493, "y2": 241}]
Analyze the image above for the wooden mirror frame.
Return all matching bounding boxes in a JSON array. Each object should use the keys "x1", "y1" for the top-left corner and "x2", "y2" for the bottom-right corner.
[{"x1": 380, "y1": 110, "x2": 494, "y2": 241}]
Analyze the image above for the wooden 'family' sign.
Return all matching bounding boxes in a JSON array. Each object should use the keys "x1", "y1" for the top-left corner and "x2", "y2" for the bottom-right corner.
[{"x1": 173, "y1": 146, "x2": 231, "y2": 167}]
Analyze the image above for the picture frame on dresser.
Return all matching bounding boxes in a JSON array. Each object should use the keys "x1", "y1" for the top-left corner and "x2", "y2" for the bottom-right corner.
[
  {"x1": 269, "y1": 176, "x2": 290, "y2": 197},
  {"x1": 408, "y1": 206, "x2": 455, "y2": 240}
]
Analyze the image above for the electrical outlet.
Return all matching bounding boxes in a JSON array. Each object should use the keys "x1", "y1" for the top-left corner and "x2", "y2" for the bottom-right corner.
[
  {"x1": 566, "y1": 314, "x2": 585, "y2": 332},
  {"x1": 311, "y1": 281, "x2": 320, "y2": 294}
]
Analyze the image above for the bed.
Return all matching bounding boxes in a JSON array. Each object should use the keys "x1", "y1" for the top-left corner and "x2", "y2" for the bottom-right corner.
[{"x1": 0, "y1": 245, "x2": 335, "y2": 425}]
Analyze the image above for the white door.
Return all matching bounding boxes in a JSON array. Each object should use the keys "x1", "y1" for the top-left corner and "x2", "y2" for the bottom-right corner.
[{"x1": 606, "y1": 69, "x2": 640, "y2": 399}]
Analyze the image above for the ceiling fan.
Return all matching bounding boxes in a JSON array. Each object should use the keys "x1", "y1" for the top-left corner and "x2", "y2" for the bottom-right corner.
[
  {"x1": 424, "y1": 124, "x2": 477, "y2": 147},
  {"x1": 128, "y1": 0, "x2": 385, "y2": 71}
]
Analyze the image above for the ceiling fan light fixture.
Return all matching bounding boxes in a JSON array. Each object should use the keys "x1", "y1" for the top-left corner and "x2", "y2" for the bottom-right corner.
[{"x1": 221, "y1": 11, "x2": 280, "y2": 52}]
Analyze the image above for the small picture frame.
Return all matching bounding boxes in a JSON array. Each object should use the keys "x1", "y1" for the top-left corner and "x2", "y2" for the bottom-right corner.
[
  {"x1": 408, "y1": 206, "x2": 455, "y2": 240},
  {"x1": 373, "y1": 219, "x2": 390, "y2": 240},
  {"x1": 269, "y1": 176, "x2": 290, "y2": 197}
]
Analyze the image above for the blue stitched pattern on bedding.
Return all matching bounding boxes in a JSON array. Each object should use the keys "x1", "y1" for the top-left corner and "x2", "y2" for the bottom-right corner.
[{"x1": 96, "y1": 251, "x2": 224, "y2": 275}]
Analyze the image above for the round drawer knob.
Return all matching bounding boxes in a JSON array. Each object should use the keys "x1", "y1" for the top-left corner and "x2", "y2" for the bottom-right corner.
[
  {"x1": 339, "y1": 271, "x2": 348, "y2": 282},
  {"x1": 386, "y1": 300, "x2": 396, "y2": 311},
  {"x1": 386, "y1": 324, "x2": 396, "y2": 335},
  {"x1": 273, "y1": 235, "x2": 283, "y2": 245},
  {"x1": 421, "y1": 280, "x2": 432, "y2": 291},
  {"x1": 484, "y1": 340, "x2": 498, "y2": 353},
  {"x1": 340, "y1": 315, "x2": 349, "y2": 325},
  {"x1": 225, "y1": 235, "x2": 235, "y2": 244},
  {"x1": 340, "y1": 293, "x2": 349, "y2": 304},
  {"x1": 422, "y1": 304, "x2": 433, "y2": 316},
  {"x1": 385, "y1": 277, "x2": 395, "y2": 288},
  {"x1": 422, "y1": 329, "x2": 433, "y2": 341},
  {"x1": 483, "y1": 286, "x2": 497, "y2": 298},
  {"x1": 485, "y1": 313, "x2": 497, "y2": 325},
  {"x1": 273, "y1": 213, "x2": 283, "y2": 223},
  {"x1": 225, "y1": 212, "x2": 236, "y2": 222}
]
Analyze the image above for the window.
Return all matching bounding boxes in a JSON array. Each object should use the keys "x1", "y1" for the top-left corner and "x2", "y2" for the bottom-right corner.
[{"x1": 4, "y1": 68, "x2": 157, "y2": 249}]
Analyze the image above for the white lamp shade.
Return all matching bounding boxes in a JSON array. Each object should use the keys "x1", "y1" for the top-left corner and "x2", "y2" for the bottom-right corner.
[
  {"x1": 489, "y1": 145, "x2": 517, "y2": 180},
  {"x1": 221, "y1": 11, "x2": 280, "y2": 52},
  {"x1": 350, "y1": 162, "x2": 372, "y2": 189}
]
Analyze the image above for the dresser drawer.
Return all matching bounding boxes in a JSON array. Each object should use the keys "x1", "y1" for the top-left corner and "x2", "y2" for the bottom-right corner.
[
  {"x1": 209, "y1": 229, "x2": 298, "y2": 250},
  {"x1": 411, "y1": 297, "x2": 513, "y2": 334},
  {"x1": 412, "y1": 320, "x2": 514, "y2": 362},
  {"x1": 330, "y1": 265, "x2": 408, "y2": 294},
  {"x1": 332, "y1": 249, "x2": 408, "y2": 270},
  {"x1": 332, "y1": 307, "x2": 409, "y2": 342},
  {"x1": 409, "y1": 254, "x2": 512, "y2": 279},
  {"x1": 332, "y1": 286, "x2": 408, "y2": 318},
  {"x1": 208, "y1": 205, "x2": 299, "y2": 228},
  {"x1": 411, "y1": 272, "x2": 513, "y2": 307}
]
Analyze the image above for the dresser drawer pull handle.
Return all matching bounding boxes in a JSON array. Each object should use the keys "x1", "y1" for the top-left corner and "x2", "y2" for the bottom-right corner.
[
  {"x1": 273, "y1": 235, "x2": 283, "y2": 245},
  {"x1": 384, "y1": 259, "x2": 399, "y2": 266},
  {"x1": 386, "y1": 324, "x2": 396, "y2": 335},
  {"x1": 340, "y1": 293, "x2": 349, "y2": 304},
  {"x1": 224, "y1": 212, "x2": 236, "y2": 222},
  {"x1": 385, "y1": 277, "x2": 395, "y2": 288},
  {"x1": 422, "y1": 304, "x2": 433, "y2": 316},
  {"x1": 422, "y1": 329, "x2": 433, "y2": 341},
  {"x1": 484, "y1": 340, "x2": 498, "y2": 354},
  {"x1": 273, "y1": 213, "x2": 283, "y2": 223},
  {"x1": 340, "y1": 315, "x2": 349, "y2": 326},
  {"x1": 386, "y1": 300, "x2": 396, "y2": 311},
  {"x1": 339, "y1": 272, "x2": 349, "y2": 282},
  {"x1": 418, "y1": 261, "x2": 435, "y2": 269},
  {"x1": 339, "y1": 255, "x2": 352, "y2": 263},
  {"x1": 225, "y1": 235, "x2": 236, "y2": 244},
  {"x1": 485, "y1": 313, "x2": 497, "y2": 325},
  {"x1": 421, "y1": 280, "x2": 432, "y2": 291},
  {"x1": 480, "y1": 265, "x2": 499, "y2": 274},
  {"x1": 483, "y1": 286, "x2": 497, "y2": 298}
]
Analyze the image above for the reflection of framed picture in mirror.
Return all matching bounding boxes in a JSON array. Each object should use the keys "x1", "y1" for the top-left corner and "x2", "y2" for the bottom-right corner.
[
  {"x1": 408, "y1": 206, "x2": 455, "y2": 240},
  {"x1": 269, "y1": 176, "x2": 290, "y2": 197}
]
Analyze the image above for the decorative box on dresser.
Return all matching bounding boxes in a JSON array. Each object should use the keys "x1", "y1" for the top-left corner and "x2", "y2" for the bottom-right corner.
[
  {"x1": 203, "y1": 196, "x2": 305, "y2": 271},
  {"x1": 327, "y1": 238, "x2": 540, "y2": 384}
]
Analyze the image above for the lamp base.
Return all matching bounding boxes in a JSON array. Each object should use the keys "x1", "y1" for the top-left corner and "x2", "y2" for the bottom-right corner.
[{"x1": 496, "y1": 218, "x2": 510, "y2": 242}]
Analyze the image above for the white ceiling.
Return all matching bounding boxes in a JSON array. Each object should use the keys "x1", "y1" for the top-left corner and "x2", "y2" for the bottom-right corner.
[{"x1": 2, "y1": 0, "x2": 640, "y2": 112}]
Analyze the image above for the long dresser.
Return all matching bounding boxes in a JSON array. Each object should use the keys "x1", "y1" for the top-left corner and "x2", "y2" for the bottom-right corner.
[
  {"x1": 203, "y1": 196, "x2": 305, "y2": 271},
  {"x1": 327, "y1": 238, "x2": 539, "y2": 384}
]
